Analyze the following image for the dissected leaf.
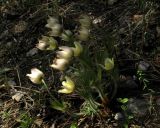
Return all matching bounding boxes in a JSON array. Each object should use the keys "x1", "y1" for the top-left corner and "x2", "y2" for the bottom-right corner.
[{"x1": 50, "y1": 101, "x2": 69, "y2": 112}]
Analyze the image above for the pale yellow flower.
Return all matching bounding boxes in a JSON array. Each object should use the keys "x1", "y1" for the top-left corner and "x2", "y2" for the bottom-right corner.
[
  {"x1": 104, "y1": 58, "x2": 114, "y2": 70},
  {"x1": 26, "y1": 68, "x2": 44, "y2": 84},
  {"x1": 45, "y1": 16, "x2": 59, "y2": 29},
  {"x1": 79, "y1": 15, "x2": 91, "y2": 29},
  {"x1": 50, "y1": 58, "x2": 69, "y2": 71},
  {"x1": 45, "y1": 17, "x2": 62, "y2": 37},
  {"x1": 56, "y1": 46, "x2": 73, "y2": 60},
  {"x1": 78, "y1": 27, "x2": 90, "y2": 41},
  {"x1": 50, "y1": 24, "x2": 62, "y2": 37},
  {"x1": 36, "y1": 36, "x2": 57, "y2": 50},
  {"x1": 58, "y1": 76, "x2": 75, "y2": 94},
  {"x1": 72, "y1": 41, "x2": 83, "y2": 57},
  {"x1": 36, "y1": 40, "x2": 48, "y2": 50}
]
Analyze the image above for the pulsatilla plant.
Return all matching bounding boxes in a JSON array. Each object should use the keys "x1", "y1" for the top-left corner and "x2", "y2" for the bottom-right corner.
[{"x1": 27, "y1": 15, "x2": 118, "y2": 116}]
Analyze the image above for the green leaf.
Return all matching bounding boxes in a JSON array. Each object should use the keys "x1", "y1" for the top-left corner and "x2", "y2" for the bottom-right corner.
[
  {"x1": 70, "y1": 122, "x2": 78, "y2": 128},
  {"x1": 121, "y1": 105, "x2": 127, "y2": 111},
  {"x1": 128, "y1": 115, "x2": 134, "y2": 119},
  {"x1": 50, "y1": 100, "x2": 68, "y2": 112},
  {"x1": 123, "y1": 124, "x2": 128, "y2": 128},
  {"x1": 97, "y1": 67, "x2": 102, "y2": 81},
  {"x1": 117, "y1": 98, "x2": 128, "y2": 104}
]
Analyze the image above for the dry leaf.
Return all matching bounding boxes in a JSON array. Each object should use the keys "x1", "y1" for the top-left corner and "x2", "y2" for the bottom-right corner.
[
  {"x1": 12, "y1": 92, "x2": 24, "y2": 102},
  {"x1": 34, "y1": 118, "x2": 43, "y2": 127},
  {"x1": 133, "y1": 14, "x2": 143, "y2": 23}
]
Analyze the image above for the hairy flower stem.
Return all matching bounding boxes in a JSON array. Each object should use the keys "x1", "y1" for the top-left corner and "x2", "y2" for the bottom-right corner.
[
  {"x1": 110, "y1": 74, "x2": 118, "y2": 100},
  {"x1": 41, "y1": 79, "x2": 58, "y2": 102},
  {"x1": 94, "y1": 85, "x2": 108, "y2": 105}
]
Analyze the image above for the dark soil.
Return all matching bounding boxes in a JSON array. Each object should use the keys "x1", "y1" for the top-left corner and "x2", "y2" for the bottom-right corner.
[{"x1": 0, "y1": 0, "x2": 160, "y2": 128}]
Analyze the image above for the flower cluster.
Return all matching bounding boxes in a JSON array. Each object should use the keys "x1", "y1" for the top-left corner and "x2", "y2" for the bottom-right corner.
[
  {"x1": 50, "y1": 46, "x2": 73, "y2": 71},
  {"x1": 36, "y1": 36, "x2": 57, "y2": 51},
  {"x1": 26, "y1": 15, "x2": 118, "y2": 116},
  {"x1": 27, "y1": 16, "x2": 85, "y2": 94}
]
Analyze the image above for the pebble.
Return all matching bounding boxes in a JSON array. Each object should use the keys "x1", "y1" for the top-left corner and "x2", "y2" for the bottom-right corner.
[
  {"x1": 127, "y1": 98, "x2": 149, "y2": 117},
  {"x1": 0, "y1": 100, "x2": 3, "y2": 107},
  {"x1": 138, "y1": 61, "x2": 150, "y2": 71},
  {"x1": 114, "y1": 112, "x2": 124, "y2": 120},
  {"x1": 26, "y1": 48, "x2": 38, "y2": 57}
]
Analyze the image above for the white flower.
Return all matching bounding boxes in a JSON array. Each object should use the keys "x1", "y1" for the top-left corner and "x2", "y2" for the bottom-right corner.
[
  {"x1": 26, "y1": 68, "x2": 44, "y2": 84},
  {"x1": 56, "y1": 46, "x2": 73, "y2": 60},
  {"x1": 50, "y1": 58, "x2": 69, "y2": 71},
  {"x1": 58, "y1": 76, "x2": 75, "y2": 94},
  {"x1": 72, "y1": 41, "x2": 83, "y2": 57},
  {"x1": 104, "y1": 58, "x2": 114, "y2": 71}
]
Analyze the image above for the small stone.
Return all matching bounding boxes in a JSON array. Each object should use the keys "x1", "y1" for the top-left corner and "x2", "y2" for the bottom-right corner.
[
  {"x1": 6, "y1": 42, "x2": 13, "y2": 48},
  {"x1": 113, "y1": 122, "x2": 118, "y2": 127},
  {"x1": 138, "y1": 61, "x2": 150, "y2": 71},
  {"x1": 125, "y1": 79, "x2": 138, "y2": 89},
  {"x1": 114, "y1": 112, "x2": 124, "y2": 120},
  {"x1": 13, "y1": 20, "x2": 27, "y2": 33},
  {"x1": 0, "y1": 100, "x2": 3, "y2": 107},
  {"x1": 156, "y1": 98, "x2": 160, "y2": 106},
  {"x1": 119, "y1": 28, "x2": 126, "y2": 34},
  {"x1": 93, "y1": 18, "x2": 102, "y2": 24},
  {"x1": 26, "y1": 48, "x2": 38, "y2": 57}
]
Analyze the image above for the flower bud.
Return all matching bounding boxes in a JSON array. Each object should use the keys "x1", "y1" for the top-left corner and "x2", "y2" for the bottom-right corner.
[
  {"x1": 79, "y1": 15, "x2": 91, "y2": 29},
  {"x1": 36, "y1": 39, "x2": 49, "y2": 50},
  {"x1": 26, "y1": 68, "x2": 44, "y2": 84},
  {"x1": 104, "y1": 58, "x2": 114, "y2": 70},
  {"x1": 36, "y1": 36, "x2": 57, "y2": 50},
  {"x1": 56, "y1": 46, "x2": 73, "y2": 60},
  {"x1": 58, "y1": 76, "x2": 75, "y2": 94},
  {"x1": 50, "y1": 58, "x2": 69, "y2": 71},
  {"x1": 78, "y1": 27, "x2": 89, "y2": 41},
  {"x1": 45, "y1": 16, "x2": 59, "y2": 29},
  {"x1": 72, "y1": 41, "x2": 83, "y2": 57},
  {"x1": 61, "y1": 30, "x2": 73, "y2": 42},
  {"x1": 49, "y1": 24, "x2": 63, "y2": 37}
]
